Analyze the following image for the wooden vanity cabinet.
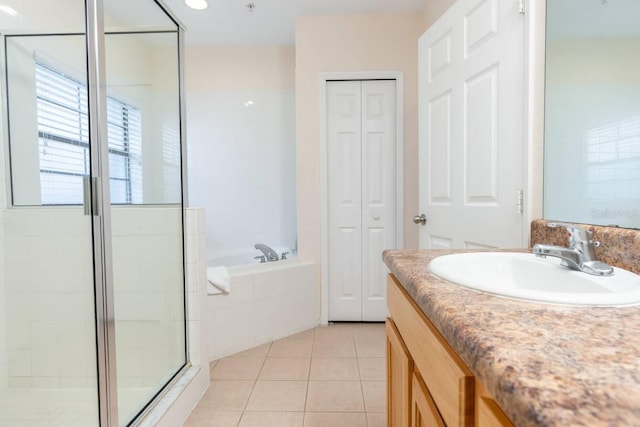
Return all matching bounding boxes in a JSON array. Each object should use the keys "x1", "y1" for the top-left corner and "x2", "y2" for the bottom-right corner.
[
  {"x1": 386, "y1": 319, "x2": 412, "y2": 426},
  {"x1": 386, "y1": 274, "x2": 514, "y2": 427},
  {"x1": 412, "y1": 369, "x2": 445, "y2": 427},
  {"x1": 476, "y1": 382, "x2": 514, "y2": 427}
]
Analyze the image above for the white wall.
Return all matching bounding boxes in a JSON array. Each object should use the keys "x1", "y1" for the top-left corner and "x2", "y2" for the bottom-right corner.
[
  {"x1": 186, "y1": 46, "x2": 297, "y2": 260},
  {"x1": 295, "y1": 12, "x2": 423, "y2": 264},
  {"x1": 421, "y1": 0, "x2": 457, "y2": 31}
]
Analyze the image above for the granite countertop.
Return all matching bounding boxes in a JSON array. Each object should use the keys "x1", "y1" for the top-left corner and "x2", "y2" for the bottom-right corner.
[{"x1": 383, "y1": 249, "x2": 640, "y2": 427}]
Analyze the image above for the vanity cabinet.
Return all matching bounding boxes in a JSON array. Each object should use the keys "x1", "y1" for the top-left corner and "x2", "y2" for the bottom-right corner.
[
  {"x1": 411, "y1": 370, "x2": 445, "y2": 427},
  {"x1": 386, "y1": 274, "x2": 513, "y2": 427}
]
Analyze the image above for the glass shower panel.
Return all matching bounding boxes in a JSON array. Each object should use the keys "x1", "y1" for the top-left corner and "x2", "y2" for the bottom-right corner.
[
  {"x1": 103, "y1": 9, "x2": 185, "y2": 424},
  {"x1": 1, "y1": 6, "x2": 99, "y2": 427}
]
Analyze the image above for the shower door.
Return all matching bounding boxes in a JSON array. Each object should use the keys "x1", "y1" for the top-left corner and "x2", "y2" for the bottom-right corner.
[
  {"x1": 2, "y1": 1, "x2": 103, "y2": 426},
  {"x1": 102, "y1": 1, "x2": 187, "y2": 424},
  {"x1": 1, "y1": 0, "x2": 187, "y2": 426}
]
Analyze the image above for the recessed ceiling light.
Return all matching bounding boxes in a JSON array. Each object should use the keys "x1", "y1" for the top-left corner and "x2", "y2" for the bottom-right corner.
[
  {"x1": 185, "y1": 0, "x2": 208, "y2": 10},
  {"x1": 0, "y1": 5, "x2": 18, "y2": 16}
]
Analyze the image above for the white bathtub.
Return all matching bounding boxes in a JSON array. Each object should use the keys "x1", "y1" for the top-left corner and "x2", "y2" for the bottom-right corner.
[{"x1": 205, "y1": 251, "x2": 318, "y2": 361}]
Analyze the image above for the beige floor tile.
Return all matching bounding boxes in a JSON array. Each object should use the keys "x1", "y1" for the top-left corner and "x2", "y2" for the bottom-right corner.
[
  {"x1": 230, "y1": 343, "x2": 272, "y2": 359},
  {"x1": 239, "y1": 411, "x2": 304, "y2": 426},
  {"x1": 357, "y1": 358, "x2": 385, "y2": 381},
  {"x1": 312, "y1": 338, "x2": 356, "y2": 358},
  {"x1": 303, "y1": 412, "x2": 367, "y2": 427},
  {"x1": 352, "y1": 324, "x2": 385, "y2": 340},
  {"x1": 314, "y1": 325, "x2": 355, "y2": 341},
  {"x1": 211, "y1": 357, "x2": 265, "y2": 380},
  {"x1": 189, "y1": 327, "x2": 390, "y2": 426},
  {"x1": 309, "y1": 357, "x2": 359, "y2": 380},
  {"x1": 305, "y1": 381, "x2": 364, "y2": 412},
  {"x1": 268, "y1": 339, "x2": 313, "y2": 357},
  {"x1": 366, "y1": 412, "x2": 387, "y2": 427},
  {"x1": 354, "y1": 337, "x2": 385, "y2": 358},
  {"x1": 198, "y1": 380, "x2": 255, "y2": 411},
  {"x1": 209, "y1": 360, "x2": 219, "y2": 380},
  {"x1": 183, "y1": 410, "x2": 242, "y2": 427},
  {"x1": 283, "y1": 328, "x2": 315, "y2": 341},
  {"x1": 245, "y1": 380, "x2": 308, "y2": 412},
  {"x1": 362, "y1": 381, "x2": 386, "y2": 413},
  {"x1": 259, "y1": 357, "x2": 311, "y2": 380}
]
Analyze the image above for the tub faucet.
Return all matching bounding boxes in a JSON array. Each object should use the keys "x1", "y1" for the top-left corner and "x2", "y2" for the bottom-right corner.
[
  {"x1": 254, "y1": 243, "x2": 279, "y2": 262},
  {"x1": 532, "y1": 223, "x2": 613, "y2": 276}
]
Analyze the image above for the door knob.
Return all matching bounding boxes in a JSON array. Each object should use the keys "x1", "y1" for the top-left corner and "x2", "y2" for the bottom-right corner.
[
  {"x1": 412, "y1": 214, "x2": 427, "y2": 225},
  {"x1": 373, "y1": 214, "x2": 380, "y2": 221}
]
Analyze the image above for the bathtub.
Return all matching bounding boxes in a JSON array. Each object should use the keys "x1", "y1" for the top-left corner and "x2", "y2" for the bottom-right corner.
[
  {"x1": 207, "y1": 246, "x2": 296, "y2": 268},
  {"x1": 205, "y1": 249, "x2": 318, "y2": 361}
]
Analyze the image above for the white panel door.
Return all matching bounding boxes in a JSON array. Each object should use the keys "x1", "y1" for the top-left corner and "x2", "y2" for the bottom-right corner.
[
  {"x1": 328, "y1": 80, "x2": 396, "y2": 321},
  {"x1": 418, "y1": 0, "x2": 525, "y2": 249},
  {"x1": 361, "y1": 80, "x2": 396, "y2": 321},
  {"x1": 328, "y1": 81, "x2": 363, "y2": 321}
]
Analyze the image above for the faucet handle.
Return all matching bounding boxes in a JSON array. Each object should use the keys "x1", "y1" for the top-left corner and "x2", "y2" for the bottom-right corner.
[{"x1": 547, "y1": 222, "x2": 593, "y2": 243}]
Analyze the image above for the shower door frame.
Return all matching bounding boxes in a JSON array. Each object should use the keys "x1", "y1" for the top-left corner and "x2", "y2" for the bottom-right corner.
[{"x1": 84, "y1": 1, "x2": 190, "y2": 426}]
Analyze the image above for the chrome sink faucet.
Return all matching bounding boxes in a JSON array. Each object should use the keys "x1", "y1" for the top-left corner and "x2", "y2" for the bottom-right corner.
[
  {"x1": 532, "y1": 223, "x2": 613, "y2": 276},
  {"x1": 254, "y1": 243, "x2": 279, "y2": 262}
]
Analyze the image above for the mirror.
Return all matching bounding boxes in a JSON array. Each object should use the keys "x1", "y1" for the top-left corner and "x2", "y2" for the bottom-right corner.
[{"x1": 543, "y1": 0, "x2": 640, "y2": 229}]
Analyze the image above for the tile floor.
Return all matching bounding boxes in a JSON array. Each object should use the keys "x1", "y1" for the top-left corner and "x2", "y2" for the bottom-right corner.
[{"x1": 184, "y1": 323, "x2": 387, "y2": 427}]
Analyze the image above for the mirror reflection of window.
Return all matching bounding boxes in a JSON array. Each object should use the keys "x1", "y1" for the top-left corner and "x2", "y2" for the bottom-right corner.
[{"x1": 586, "y1": 116, "x2": 640, "y2": 202}]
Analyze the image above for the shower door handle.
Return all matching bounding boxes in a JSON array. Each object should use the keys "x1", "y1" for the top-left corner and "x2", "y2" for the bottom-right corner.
[
  {"x1": 83, "y1": 176, "x2": 100, "y2": 216},
  {"x1": 83, "y1": 176, "x2": 91, "y2": 216}
]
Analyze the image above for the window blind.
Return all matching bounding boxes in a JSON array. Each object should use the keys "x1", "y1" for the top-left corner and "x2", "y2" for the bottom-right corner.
[{"x1": 35, "y1": 61, "x2": 142, "y2": 205}]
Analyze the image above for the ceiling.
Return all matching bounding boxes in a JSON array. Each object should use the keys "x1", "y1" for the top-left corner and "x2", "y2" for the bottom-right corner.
[{"x1": 161, "y1": 0, "x2": 425, "y2": 46}]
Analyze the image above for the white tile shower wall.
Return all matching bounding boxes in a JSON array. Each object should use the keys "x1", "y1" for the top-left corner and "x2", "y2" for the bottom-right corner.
[
  {"x1": 184, "y1": 207, "x2": 208, "y2": 367},
  {"x1": 2, "y1": 206, "x2": 188, "y2": 389},
  {"x1": 111, "y1": 206, "x2": 186, "y2": 389},
  {"x1": 137, "y1": 207, "x2": 210, "y2": 427},
  {"x1": 206, "y1": 261, "x2": 319, "y2": 361},
  {"x1": 3, "y1": 208, "x2": 95, "y2": 389},
  {"x1": 187, "y1": 89, "x2": 297, "y2": 260},
  {"x1": 0, "y1": 209, "x2": 7, "y2": 391}
]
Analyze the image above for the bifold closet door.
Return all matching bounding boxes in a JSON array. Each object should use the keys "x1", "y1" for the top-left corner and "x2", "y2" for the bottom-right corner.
[{"x1": 327, "y1": 80, "x2": 397, "y2": 321}]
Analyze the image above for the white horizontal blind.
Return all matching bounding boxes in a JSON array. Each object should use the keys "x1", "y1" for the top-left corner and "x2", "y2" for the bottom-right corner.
[{"x1": 35, "y1": 61, "x2": 142, "y2": 205}]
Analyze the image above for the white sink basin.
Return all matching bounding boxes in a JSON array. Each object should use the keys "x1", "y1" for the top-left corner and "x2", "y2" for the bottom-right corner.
[{"x1": 428, "y1": 252, "x2": 640, "y2": 306}]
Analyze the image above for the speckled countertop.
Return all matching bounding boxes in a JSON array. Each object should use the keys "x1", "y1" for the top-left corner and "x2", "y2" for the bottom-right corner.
[{"x1": 383, "y1": 249, "x2": 640, "y2": 427}]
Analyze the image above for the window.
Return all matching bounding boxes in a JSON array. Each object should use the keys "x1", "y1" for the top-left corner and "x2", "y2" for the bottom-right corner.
[
  {"x1": 586, "y1": 116, "x2": 640, "y2": 201},
  {"x1": 35, "y1": 61, "x2": 142, "y2": 205}
]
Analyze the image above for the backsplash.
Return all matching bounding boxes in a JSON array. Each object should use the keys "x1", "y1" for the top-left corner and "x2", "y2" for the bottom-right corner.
[{"x1": 531, "y1": 219, "x2": 640, "y2": 274}]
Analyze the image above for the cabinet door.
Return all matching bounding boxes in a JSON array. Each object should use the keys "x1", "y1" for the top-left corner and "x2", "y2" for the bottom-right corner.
[
  {"x1": 387, "y1": 274, "x2": 475, "y2": 426},
  {"x1": 386, "y1": 318, "x2": 412, "y2": 427},
  {"x1": 476, "y1": 381, "x2": 514, "y2": 427},
  {"x1": 412, "y1": 371, "x2": 445, "y2": 427}
]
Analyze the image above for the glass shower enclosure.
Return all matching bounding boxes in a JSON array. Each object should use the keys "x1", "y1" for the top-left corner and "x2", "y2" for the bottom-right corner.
[{"x1": 0, "y1": 0, "x2": 187, "y2": 425}]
